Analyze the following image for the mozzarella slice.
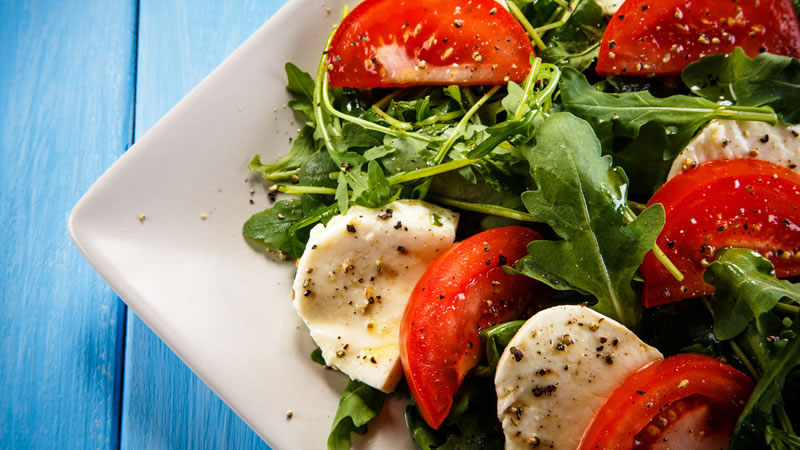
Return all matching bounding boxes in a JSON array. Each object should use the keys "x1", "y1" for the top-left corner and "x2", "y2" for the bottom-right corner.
[
  {"x1": 495, "y1": 305, "x2": 662, "y2": 450},
  {"x1": 593, "y1": 0, "x2": 624, "y2": 15},
  {"x1": 669, "y1": 120, "x2": 800, "y2": 180},
  {"x1": 292, "y1": 200, "x2": 458, "y2": 392}
]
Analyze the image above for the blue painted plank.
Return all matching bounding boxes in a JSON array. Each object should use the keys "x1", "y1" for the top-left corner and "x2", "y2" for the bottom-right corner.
[
  {"x1": 0, "y1": 1, "x2": 137, "y2": 449},
  {"x1": 121, "y1": 1, "x2": 287, "y2": 448}
]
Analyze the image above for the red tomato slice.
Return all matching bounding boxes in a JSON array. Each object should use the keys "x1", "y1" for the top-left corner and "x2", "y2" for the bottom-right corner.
[
  {"x1": 641, "y1": 159, "x2": 800, "y2": 307},
  {"x1": 578, "y1": 354, "x2": 754, "y2": 449},
  {"x1": 399, "y1": 226, "x2": 549, "y2": 429},
  {"x1": 596, "y1": 0, "x2": 800, "y2": 76},
  {"x1": 326, "y1": 0, "x2": 535, "y2": 88}
]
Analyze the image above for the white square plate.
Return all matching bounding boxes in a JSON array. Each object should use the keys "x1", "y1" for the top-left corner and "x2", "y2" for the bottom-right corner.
[{"x1": 68, "y1": 0, "x2": 415, "y2": 447}]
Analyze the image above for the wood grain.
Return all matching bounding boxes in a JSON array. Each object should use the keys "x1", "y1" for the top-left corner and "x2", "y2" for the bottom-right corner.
[
  {"x1": 121, "y1": 1, "x2": 287, "y2": 448},
  {"x1": 0, "y1": 1, "x2": 137, "y2": 448}
]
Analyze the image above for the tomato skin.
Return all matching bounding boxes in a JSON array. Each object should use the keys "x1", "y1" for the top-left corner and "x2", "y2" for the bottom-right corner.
[
  {"x1": 596, "y1": 0, "x2": 800, "y2": 77},
  {"x1": 327, "y1": 0, "x2": 534, "y2": 88},
  {"x1": 641, "y1": 159, "x2": 800, "y2": 307},
  {"x1": 399, "y1": 226, "x2": 549, "y2": 429},
  {"x1": 578, "y1": 354, "x2": 754, "y2": 450}
]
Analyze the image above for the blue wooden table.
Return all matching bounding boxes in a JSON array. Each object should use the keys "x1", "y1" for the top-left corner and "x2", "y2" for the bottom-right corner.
[{"x1": 1, "y1": 1, "x2": 288, "y2": 448}]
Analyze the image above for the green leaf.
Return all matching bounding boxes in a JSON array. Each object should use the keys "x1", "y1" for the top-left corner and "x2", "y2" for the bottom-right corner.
[
  {"x1": 513, "y1": 113, "x2": 664, "y2": 327},
  {"x1": 404, "y1": 377, "x2": 504, "y2": 450},
  {"x1": 539, "y1": 0, "x2": 604, "y2": 72},
  {"x1": 311, "y1": 347, "x2": 326, "y2": 366},
  {"x1": 682, "y1": 48, "x2": 800, "y2": 124},
  {"x1": 366, "y1": 160, "x2": 391, "y2": 205},
  {"x1": 560, "y1": 66, "x2": 777, "y2": 155},
  {"x1": 416, "y1": 96, "x2": 433, "y2": 122},
  {"x1": 405, "y1": 405, "x2": 443, "y2": 450},
  {"x1": 705, "y1": 249, "x2": 800, "y2": 340},
  {"x1": 473, "y1": 321, "x2": 526, "y2": 376},
  {"x1": 242, "y1": 199, "x2": 306, "y2": 259},
  {"x1": 501, "y1": 81, "x2": 525, "y2": 116},
  {"x1": 444, "y1": 85, "x2": 462, "y2": 105},
  {"x1": 363, "y1": 145, "x2": 395, "y2": 161},
  {"x1": 541, "y1": 41, "x2": 600, "y2": 73},
  {"x1": 466, "y1": 111, "x2": 536, "y2": 159},
  {"x1": 730, "y1": 319, "x2": 800, "y2": 450},
  {"x1": 248, "y1": 125, "x2": 316, "y2": 179},
  {"x1": 766, "y1": 425, "x2": 800, "y2": 450},
  {"x1": 299, "y1": 150, "x2": 339, "y2": 188},
  {"x1": 286, "y1": 62, "x2": 316, "y2": 121},
  {"x1": 327, "y1": 380, "x2": 387, "y2": 450},
  {"x1": 610, "y1": 121, "x2": 673, "y2": 198}
]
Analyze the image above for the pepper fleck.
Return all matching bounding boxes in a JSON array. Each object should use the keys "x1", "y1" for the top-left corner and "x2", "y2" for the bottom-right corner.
[{"x1": 347, "y1": 224, "x2": 356, "y2": 233}]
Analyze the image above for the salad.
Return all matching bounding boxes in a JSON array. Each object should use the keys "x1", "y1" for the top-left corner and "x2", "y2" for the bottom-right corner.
[{"x1": 244, "y1": 0, "x2": 800, "y2": 448}]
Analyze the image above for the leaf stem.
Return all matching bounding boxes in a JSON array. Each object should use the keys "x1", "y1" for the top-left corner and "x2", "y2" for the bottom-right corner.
[
  {"x1": 371, "y1": 104, "x2": 413, "y2": 130},
  {"x1": 649, "y1": 242, "x2": 685, "y2": 282},
  {"x1": 625, "y1": 208, "x2": 684, "y2": 282},
  {"x1": 321, "y1": 75, "x2": 434, "y2": 142},
  {"x1": 277, "y1": 185, "x2": 337, "y2": 195},
  {"x1": 373, "y1": 88, "x2": 409, "y2": 109},
  {"x1": 712, "y1": 106, "x2": 777, "y2": 124},
  {"x1": 775, "y1": 301, "x2": 800, "y2": 314},
  {"x1": 428, "y1": 195, "x2": 541, "y2": 222},
  {"x1": 313, "y1": 28, "x2": 339, "y2": 153},
  {"x1": 263, "y1": 169, "x2": 299, "y2": 182},
  {"x1": 433, "y1": 85, "x2": 502, "y2": 164},
  {"x1": 507, "y1": 1, "x2": 547, "y2": 51},
  {"x1": 776, "y1": 405, "x2": 795, "y2": 433},
  {"x1": 534, "y1": 0, "x2": 581, "y2": 35},
  {"x1": 388, "y1": 158, "x2": 480, "y2": 185},
  {"x1": 728, "y1": 338, "x2": 761, "y2": 381},
  {"x1": 515, "y1": 58, "x2": 541, "y2": 121},
  {"x1": 414, "y1": 110, "x2": 465, "y2": 127}
]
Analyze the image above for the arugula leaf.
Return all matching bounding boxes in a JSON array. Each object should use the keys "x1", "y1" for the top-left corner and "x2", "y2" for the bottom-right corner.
[
  {"x1": 512, "y1": 113, "x2": 665, "y2": 327},
  {"x1": 539, "y1": 0, "x2": 604, "y2": 72},
  {"x1": 730, "y1": 319, "x2": 800, "y2": 450},
  {"x1": 472, "y1": 320, "x2": 526, "y2": 376},
  {"x1": 243, "y1": 196, "x2": 333, "y2": 259},
  {"x1": 704, "y1": 249, "x2": 800, "y2": 340},
  {"x1": 249, "y1": 125, "x2": 316, "y2": 180},
  {"x1": 560, "y1": 66, "x2": 778, "y2": 195},
  {"x1": 560, "y1": 66, "x2": 777, "y2": 151},
  {"x1": 682, "y1": 48, "x2": 800, "y2": 124},
  {"x1": 286, "y1": 62, "x2": 316, "y2": 122},
  {"x1": 610, "y1": 122, "x2": 673, "y2": 199},
  {"x1": 766, "y1": 425, "x2": 800, "y2": 450},
  {"x1": 509, "y1": 0, "x2": 561, "y2": 28},
  {"x1": 299, "y1": 149, "x2": 338, "y2": 188},
  {"x1": 327, "y1": 379, "x2": 387, "y2": 450},
  {"x1": 405, "y1": 377, "x2": 503, "y2": 450},
  {"x1": 242, "y1": 199, "x2": 306, "y2": 259},
  {"x1": 311, "y1": 347, "x2": 326, "y2": 366}
]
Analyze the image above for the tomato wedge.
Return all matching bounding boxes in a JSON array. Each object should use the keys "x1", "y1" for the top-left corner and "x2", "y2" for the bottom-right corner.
[
  {"x1": 399, "y1": 226, "x2": 549, "y2": 429},
  {"x1": 578, "y1": 354, "x2": 754, "y2": 449},
  {"x1": 596, "y1": 0, "x2": 800, "y2": 76},
  {"x1": 326, "y1": 0, "x2": 535, "y2": 88},
  {"x1": 641, "y1": 158, "x2": 800, "y2": 307}
]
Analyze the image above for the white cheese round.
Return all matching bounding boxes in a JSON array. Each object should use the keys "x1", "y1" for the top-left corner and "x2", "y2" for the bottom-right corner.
[
  {"x1": 594, "y1": 0, "x2": 624, "y2": 15},
  {"x1": 668, "y1": 120, "x2": 800, "y2": 180},
  {"x1": 292, "y1": 199, "x2": 458, "y2": 392},
  {"x1": 495, "y1": 305, "x2": 662, "y2": 450}
]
